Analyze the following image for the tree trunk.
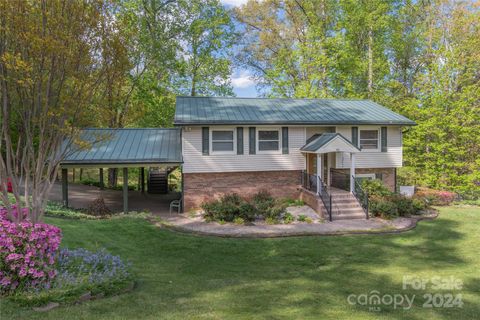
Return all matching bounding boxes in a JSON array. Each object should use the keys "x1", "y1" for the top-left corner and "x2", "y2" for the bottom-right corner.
[
  {"x1": 367, "y1": 27, "x2": 373, "y2": 96},
  {"x1": 108, "y1": 168, "x2": 118, "y2": 188}
]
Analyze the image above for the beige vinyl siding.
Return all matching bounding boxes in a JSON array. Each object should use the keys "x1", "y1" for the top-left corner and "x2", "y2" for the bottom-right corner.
[
  {"x1": 182, "y1": 126, "x2": 306, "y2": 173},
  {"x1": 335, "y1": 126, "x2": 403, "y2": 168}
]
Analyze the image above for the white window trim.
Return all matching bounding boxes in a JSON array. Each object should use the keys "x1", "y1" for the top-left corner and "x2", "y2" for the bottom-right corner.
[
  {"x1": 359, "y1": 127, "x2": 380, "y2": 152},
  {"x1": 355, "y1": 173, "x2": 376, "y2": 179},
  {"x1": 256, "y1": 127, "x2": 282, "y2": 154},
  {"x1": 210, "y1": 127, "x2": 236, "y2": 155}
]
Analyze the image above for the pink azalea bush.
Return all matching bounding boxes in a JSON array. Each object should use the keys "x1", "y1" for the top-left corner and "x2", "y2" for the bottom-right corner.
[{"x1": 0, "y1": 206, "x2": 62, "y2": 294}]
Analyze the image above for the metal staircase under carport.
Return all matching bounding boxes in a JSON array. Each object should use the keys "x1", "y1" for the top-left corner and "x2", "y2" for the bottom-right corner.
[{"x1": 147, "y1": 167, "x2": 174, "y2": 194}]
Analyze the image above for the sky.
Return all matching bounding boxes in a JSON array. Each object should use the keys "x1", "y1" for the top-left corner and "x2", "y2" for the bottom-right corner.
[{"x1": 221, "y1": 0, "x2": 259, "y2": 97}]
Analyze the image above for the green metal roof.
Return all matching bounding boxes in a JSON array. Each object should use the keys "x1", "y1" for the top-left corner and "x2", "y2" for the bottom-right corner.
[
  {"x1": 61, "y1": 128, "x2": 182, "y2": 166},
  {"x1": 300, "y1": 133, "x2": 360, "y2": 152},
  {"x1": 174, "y1": 97, "x2": 416, "y2": 126}
]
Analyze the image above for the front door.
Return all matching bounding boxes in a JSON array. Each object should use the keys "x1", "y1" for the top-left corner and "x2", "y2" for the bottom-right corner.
[{"x1": 307, "y1": 153, "x2": 317, "y2": 175}]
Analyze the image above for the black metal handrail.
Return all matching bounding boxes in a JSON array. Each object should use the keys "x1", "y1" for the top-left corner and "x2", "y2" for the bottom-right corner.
[
  {"x1": 301, "y1": 170, "x2": 332, "y2": 221},
  {"x1": 352, "y1": 176, "x2": 369, "y2": 219}
]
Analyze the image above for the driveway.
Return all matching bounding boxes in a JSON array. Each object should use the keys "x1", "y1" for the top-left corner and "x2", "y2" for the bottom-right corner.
[{"x1": 48, "y1": 182, "x2": 180, "y2": 216}]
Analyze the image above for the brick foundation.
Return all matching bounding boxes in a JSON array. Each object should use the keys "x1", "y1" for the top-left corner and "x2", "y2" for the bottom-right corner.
[
  {"x1": 332, "y1": 167, "x2": 396, "y2": 191},
  {"x1": 183, "y1": 170, "x2": 301, "y2": 211},
  {"x1": 298, "y1": 188, "x2": 326, "y2": 218}
]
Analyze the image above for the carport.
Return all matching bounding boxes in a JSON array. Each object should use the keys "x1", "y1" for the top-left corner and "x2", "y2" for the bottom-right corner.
[{"x1": 60, "y1": 128, "x2": 183, "y2": 213}]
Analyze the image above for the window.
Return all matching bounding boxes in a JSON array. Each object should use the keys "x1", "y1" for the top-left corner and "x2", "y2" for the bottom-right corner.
[
  {"x1": 360, "y1": 130, "x2": 379, "y2": 150},
  {"x1": 258, "y1": 129, "x2": 280, "y2": 152},
  {"x1": 211, "y1": 129, "x2": 235, "y2": 153}
]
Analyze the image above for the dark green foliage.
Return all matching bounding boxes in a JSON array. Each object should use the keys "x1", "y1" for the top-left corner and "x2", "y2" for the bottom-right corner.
[
  {"x1": 361, "y1": 179, "x2": 393, "y2": 197},
  {"x1": 201, "y1": 193, "x2": 255, "y2": 222},
  {"x1": 252, "y1": 190, "x2": 287, "y2": 220},
  {"x1": 366, "y1": 180, "x2": 425, "y2": 218},
  {"x1": 201, "y1": 191, "x2": 287, "y2": 223}
]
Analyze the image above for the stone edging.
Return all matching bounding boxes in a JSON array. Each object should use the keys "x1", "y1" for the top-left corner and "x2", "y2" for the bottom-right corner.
[
  {"x1": 155, "y1": 211, "x2": 439, "y2": 239},
  {"x1": 32, "y1": 281, "x2": 135, "y2": 312}
]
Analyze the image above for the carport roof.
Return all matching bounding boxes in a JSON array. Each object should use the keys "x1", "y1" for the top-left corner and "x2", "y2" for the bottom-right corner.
[{"x1": 61, "y1": 128, "x2": 182, "y2": 167}]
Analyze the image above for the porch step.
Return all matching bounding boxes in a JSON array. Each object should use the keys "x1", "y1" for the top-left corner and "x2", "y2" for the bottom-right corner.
[{"x1": 328, "y1": 189, "x2": 367, "y2": 220}]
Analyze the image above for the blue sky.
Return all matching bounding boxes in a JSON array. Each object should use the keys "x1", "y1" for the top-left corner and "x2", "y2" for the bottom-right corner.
[{"x1": 221, "y1": 0, "x2": 259, "y2": 97}]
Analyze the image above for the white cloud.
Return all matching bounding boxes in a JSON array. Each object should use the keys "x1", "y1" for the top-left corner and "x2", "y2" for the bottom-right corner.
[
  {"x1": 220, "y1": 0, "x2": 249, "y2": 7},
  {"x1": 231, "y1": 70, "x2": 255, "y2": 88}
]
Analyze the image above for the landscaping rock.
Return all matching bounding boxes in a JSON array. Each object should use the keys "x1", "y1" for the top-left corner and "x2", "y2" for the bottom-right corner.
[
  {"x1": 286, "y1": 205, "x2": 320, "y2": 222},
  {"x1": 33, "y1": 302, "x2": 59, "y2": 312},
  {"x1": 77, "y1": 292, "x2": 92, "y2": 303},
  {"x1": 94, "y1": 292, "x2": 105, "y2": 299}
]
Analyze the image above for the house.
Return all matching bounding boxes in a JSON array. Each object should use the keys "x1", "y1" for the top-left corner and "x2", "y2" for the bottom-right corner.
[
  {"x1": 174, "y1": 97, "x2": 416, "y2": 214},
  {"x1": 60, "y1": 96, "x2": 415, "y2": 219}
]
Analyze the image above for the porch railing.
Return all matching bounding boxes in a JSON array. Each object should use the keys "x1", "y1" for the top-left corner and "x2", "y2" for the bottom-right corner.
[
  {"x1": 353, "y1": 176, "x2": 369, "y2": 219},
  {"x1": 301, "y1": 171, "x2": 333, "y2": 221}
]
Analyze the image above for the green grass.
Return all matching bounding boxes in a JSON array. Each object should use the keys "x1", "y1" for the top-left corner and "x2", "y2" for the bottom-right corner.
[{"x1": 2, "y1": 206, "x2": 480, "y2": 319}]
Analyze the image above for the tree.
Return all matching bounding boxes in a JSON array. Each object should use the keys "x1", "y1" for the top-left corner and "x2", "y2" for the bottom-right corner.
[
  {"x1": 173, "y1": 0, "x2": 235, "y2": 96},
  {"x1": 0, "y1": 0, "x2": 121, "y2": 222}
]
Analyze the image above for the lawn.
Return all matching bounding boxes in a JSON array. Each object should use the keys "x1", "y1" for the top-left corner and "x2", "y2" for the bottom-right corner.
[{"x1": 2, "y1": 206, "x2": 479, "y2": 320}]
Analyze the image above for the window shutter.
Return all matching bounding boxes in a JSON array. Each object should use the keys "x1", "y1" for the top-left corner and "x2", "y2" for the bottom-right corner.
[
  {"x1": 381, "y1": 127, "x2": 387, "y2": 152},
  {"x1": 202, "y1": 127, "x2": 209, "y2": 155},
  {"x1": 351, "y1": 127, "x2": 358, "y2": 148},
  {"x1": 376, "y1": 173, "x2": 383, "y2": 181},
  {"x1": 237, "y1": 127, "x2": 244, "y2": 155},
  {"x1": 249, "y1": 127, "x2": 256, "y2": 154},
  {"x1": 282, "y1": 127, "x2": 289, "y2": 154}
]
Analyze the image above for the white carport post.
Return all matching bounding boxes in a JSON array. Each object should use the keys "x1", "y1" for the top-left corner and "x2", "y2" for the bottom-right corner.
[{"x1": 350, "y1": 153, "x2": 356, "y2": 193}]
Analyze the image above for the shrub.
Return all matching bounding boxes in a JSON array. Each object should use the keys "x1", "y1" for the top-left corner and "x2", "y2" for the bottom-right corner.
[
  {"x1": 282, "y1": 198, "x2": 305, "y2": 207},
  {"x1": 0, "y1": 209, "x2": 62, "y2": 294},
  {"x1": 252, "y1": 190, "x2": 286, "y2": 220},
  {"x1": 305, "y1": 217, "x2": 313, "y2": 224},
  {"x1": 297, "y1": 215, "x2": 307, "y2": 222},
  {"x1": 361, "y1": 179, "x2": 393, "y2": 197},
  {"x1": 265, "y1": 217, "x2": 278, "y2": 225},
  {"x1": 392, "y1": 195, "x2": 416, "y2": 216},
  {"x1": 369, "y1": 197, "x2": 399, "y2": 218},
  {"x1": 201, "y1": 193, "x2": 255, "y2": 222},
  {"x1": 87, "y1": 198, "x2": 112, "y2": 216},
  {"x1": 415, "y1": 188, "x2": 457, "y2": 206},
  {"x1": 412, "y1": 198, "x2": 427, "y2": 212},
  {"x1": 233, "y1": 217, "x2": 245, "y2": 225},
  {"x1": 80, "y1": 178, "x2": 102, "y2": 188},
  {"x1": 283, "y1": 212, "x2": 295, "y2": 224}
]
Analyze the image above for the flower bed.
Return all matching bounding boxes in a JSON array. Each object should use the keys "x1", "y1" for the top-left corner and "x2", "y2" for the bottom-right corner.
[
  {"x1": 0, "y1": 205, "x2": 133, "y2": 308},
  {"x1": 8, "y1": 247, "x2": 133, "y2": 307},
  {"x1": 201, "y1": 191, "x2": 292, "y2": 224}
]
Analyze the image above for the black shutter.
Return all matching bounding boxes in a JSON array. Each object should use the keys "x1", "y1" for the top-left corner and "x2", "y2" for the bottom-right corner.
[
  {"x1": 381, "y1": 127, "x2": 387, "y2": 152},
  {"x1": 376, "y1": 173, "x2": 383, "y2": 181},
  {"x1": 282, "y1": 127, "x2": 289, "y2": 154},
  {"x1": 351, "y1": 127, "x2": 358, "y2": 148},
  {"x1": 202, "y1": 127, "x2": 209, "y2": 155},
  {"x1": 249, "y1": 127, "x2": 256, "y2": 154},
  {"x1": 237, "y1": 127, "x2": 244, "y2": 155}
]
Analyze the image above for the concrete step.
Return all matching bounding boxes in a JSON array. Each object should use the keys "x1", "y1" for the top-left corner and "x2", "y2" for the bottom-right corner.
[{"x1": 332, "y1": 213, "x2": 366, "y2": 220}]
